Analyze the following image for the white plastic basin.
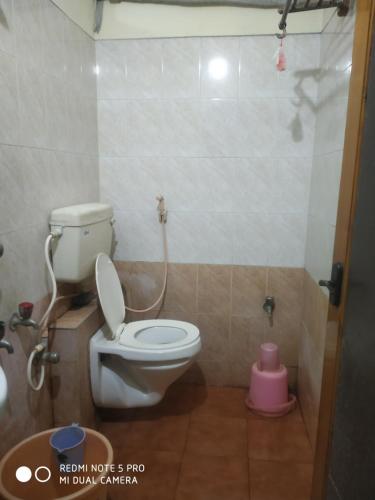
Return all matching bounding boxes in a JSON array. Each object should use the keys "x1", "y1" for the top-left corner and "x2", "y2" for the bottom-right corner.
[{"x1": 0, "y1": 365, "x2": 7, "y2": 416}]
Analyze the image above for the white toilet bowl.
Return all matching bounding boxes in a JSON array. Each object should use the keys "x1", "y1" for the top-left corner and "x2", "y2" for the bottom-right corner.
[{"x1": 90, "y1": 253, "x2": 201, "y2": 408}]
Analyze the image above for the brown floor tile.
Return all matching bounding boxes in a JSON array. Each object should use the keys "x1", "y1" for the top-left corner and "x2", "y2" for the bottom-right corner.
[
  {"x1": 186, "y1": 415, "x2": 247, "y2": 457},
  {"x1": 249, "y1": 460, "x2": 313, "y2": 500},
  {"x1": 176, "y1": 453, "x2": 249, "y2": 500},
  {"x1": 246, "y1": 402, "x2": 305, "y2": 425},
  {"x1": 133, "y1": 383, "x2": 206, "y2": 419},
  {"x1": 101, "y1": 386, "x2": 312, "y2": 500},
  {"x1": 248, "y1": 419, "x2": 313, "y2": 463},
  {"x1": 99, "y1": 421, "x2": 132, "y2": 448},
  {"x1": 109, "y1": 450, "x2": 181, "y2": 500},
  {"x1": 123, "y1": 415, "x2": 190, "y2": 453},
  {"x1": 192, "y1": 386, "x2": 249, "y2": 419},
  {"x1": 159, "y1": 383, "x2": 206, "y2": 415}
]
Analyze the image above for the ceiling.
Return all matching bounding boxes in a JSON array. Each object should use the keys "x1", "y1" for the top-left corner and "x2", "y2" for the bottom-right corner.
[{"x1": 51, "y1": 0, "x2": 334, "y2": 39}]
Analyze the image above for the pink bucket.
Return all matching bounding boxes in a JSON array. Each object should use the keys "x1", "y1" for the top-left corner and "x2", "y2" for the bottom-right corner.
[{"x1": 245, "y1": 343, "x2": 296, "y2": 417}]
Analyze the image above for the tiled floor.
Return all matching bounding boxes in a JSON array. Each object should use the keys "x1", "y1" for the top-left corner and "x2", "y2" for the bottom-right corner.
[{"x1": 99, "y1": 384, "x2": 313, "y2": 500}]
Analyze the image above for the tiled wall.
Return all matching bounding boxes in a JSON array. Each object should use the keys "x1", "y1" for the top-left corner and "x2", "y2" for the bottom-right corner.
[
  {"x1": 50, "y1": 300, "x2": 104, "y2": 428},
  {"x1": 0, "y1": 0, "x2": 99, "y2": 457},
  {"x1": 298, "y1": 8, "x2": 355, "y2": 448},
  {"x1": 0, "y1": 0, "x2": 355, "y2": 459},
  {"x1": 97, "y1": 35, "x2": 320, "y2": 267},
  {"x1": 116, "y1": 261, "x2": 303, "y2": 388},
  {"x1": 305, "y1": 12, "x2": 355, "y2": 287}
]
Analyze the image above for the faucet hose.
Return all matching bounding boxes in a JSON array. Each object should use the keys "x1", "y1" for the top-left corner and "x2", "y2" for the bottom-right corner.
[
  {"x1": 27, "y1": 344, "x2": 45, "y2": 391},
  {"x1": 27, "y1": 233, "x2": 58, "y2": 391},
  {"x1": 124, "y1": 221, "x2": 168, "y2": 313},
  {"x1": 39, "y1": 234, "x2": 58, "y2": 329}
]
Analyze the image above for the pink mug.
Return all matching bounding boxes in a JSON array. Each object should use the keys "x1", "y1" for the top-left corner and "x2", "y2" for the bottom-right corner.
[{"x1": 259, "y1": 343, "x2": 280, "y2": 371}]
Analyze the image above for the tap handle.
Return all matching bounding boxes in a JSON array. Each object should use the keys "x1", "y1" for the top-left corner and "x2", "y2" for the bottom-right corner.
[{"x1": 19, "y1": 302, "x2": 33, "y2": 320}]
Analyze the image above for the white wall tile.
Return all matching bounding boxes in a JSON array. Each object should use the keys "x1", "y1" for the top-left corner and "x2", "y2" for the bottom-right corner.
[
  {"x1": 0, "y1": 230, "x2": 30, "y2": 320},
  {"x1": 124, "y1": 39, "x2": 163, "y2": 99},
  {"x1": 63, "y1": 14, "x2": 85, "y2": 95},
  {"x1": 232, "y1": 159, "x2": 270, "y2": 213},
  {"x1": 232, "y1": 213, "x2": 269, "y2": 266},
  {"x1": 164, "y1": 210, "x2": 204, "y2": 263},
  {"x1": 281, "y1": 99, "x2": 317, "y2": 158},
  {"x1": 161, "y1": 38, "x2": 200, "y2": 99},
  {"x1": 96, "y1": 41, "x2": 127, "y2": 99},
  {"x1": 41, "y1": 0, "x2": 66, "y2": 79},
  {"x1": 113, "y1": 210, "x2": 164, "y2": 262},
  {"x1": 163, "y1": 157, "x2": 236, "y2": 212},
  {"x1": 81, "y1": 35, "x2": 97, "y2": 101},
  {"x1": 0, "y1": 1, "x2": 99, "y2": 300},
  {"x1": 0, "y1": 50, "x2": 19, "y2": 145},
  {"x1": 200, "y1": 37, "x2": 239, "y2": 99},
  {"x1": 13, "y1": 0, "x2": 44, "y2": 68},
  {"x1": 44, "y1": 74, "x2": 69, "y2": 151},
  {"x1": 97, "y1": 35, "x2": 320, "y2": 266},
  {"x1": 323, "y1": 3, "x2": 355, "y2": 35},
  {"x1": 200, "y1": 99, "x2": 244, "y2": 156},
  {"x1": 16, "y1": 60, "x2": 47, "y2": 148},
  {"x1": 239, "y1": 35, "x2": 320, "y2": 100},
  {"x1": 0, "y1": 146, "x2": 24, "y2": 234},
  {"x1": 305, "y1": 20, "x2": 353, "y2": 285},
  {"x1": 267, "y1": 213, "x2": 306, "y2": 267},
  {"x1": 0, "y1": 0, "x2": 15, "y2": 56},
  {"x1": 195, "y1": 211, "x2": 233, "y2": 264},
  {"x1": 267, "y1": 157, "x2": 312, "y2": 214},
  {"x1": 97, "y1": 99, "x2": 126, "y2": 156},
  {"x1": 167, "y1": 211, "x2": 233, "y2": 264},
  {"x1": 162, "y1": 158, "x2": 208, "y2": 211},
  {"x1": 100, "y1": 157, "x2": 164, "y2": 211}
]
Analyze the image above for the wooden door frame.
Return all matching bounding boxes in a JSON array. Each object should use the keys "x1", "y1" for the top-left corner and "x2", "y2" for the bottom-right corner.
[{"x1": 312, "y1": 1, "x2": 375, "y2": 498}]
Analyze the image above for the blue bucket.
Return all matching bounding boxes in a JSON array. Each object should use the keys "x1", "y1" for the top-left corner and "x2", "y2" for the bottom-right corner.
[{"x1": 50, "y1": 424, "x2": 86, "y2": 468}]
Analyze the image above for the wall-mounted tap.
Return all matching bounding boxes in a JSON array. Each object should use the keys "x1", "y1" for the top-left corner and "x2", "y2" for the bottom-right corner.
[
  {"x1": 263, "y1": 296, "x2": 275, "y2": 327},
  {"x1": 0, "y1": 321, "x2": 14, "y2": 354},
  {"x1": 9, "y1": 302, "x2": 39, "y2": 332},
  {"x1": 156, "y1": 195, "x2": 167, "y2": 224}
]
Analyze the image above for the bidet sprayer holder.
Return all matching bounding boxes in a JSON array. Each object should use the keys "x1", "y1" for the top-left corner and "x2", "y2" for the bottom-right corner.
[
  {"x1": 263, "y1": 296, "x2": 275, "y2": 327},
  {"x1": 156, "y1": 195, "x2": 167, "y2": 224}
]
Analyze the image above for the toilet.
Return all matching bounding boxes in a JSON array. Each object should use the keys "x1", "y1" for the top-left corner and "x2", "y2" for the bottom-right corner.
[
  {"x1": 49, "y1": 203, "x2": 201, "y2": 409},
  {"x1": 90, "y1": 253, "x2": 201, "y2": 408}
]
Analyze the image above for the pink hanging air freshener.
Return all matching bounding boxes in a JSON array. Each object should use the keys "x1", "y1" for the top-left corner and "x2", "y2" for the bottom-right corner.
[{"x1": 276, "y1": 38, "x2": 286, "y2": 72}]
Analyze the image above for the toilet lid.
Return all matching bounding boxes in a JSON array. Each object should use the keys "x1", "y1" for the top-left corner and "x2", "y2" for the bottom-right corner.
[{"x1": 95, "y1": 253, "x2": 125, "y2": 339}]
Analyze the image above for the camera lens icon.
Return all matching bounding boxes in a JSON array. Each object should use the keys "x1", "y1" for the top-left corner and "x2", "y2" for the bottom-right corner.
[
  {"x1": 15, "y1": 467, "x2": 32, "y2": 483},
  {"x1": 15, "y1": 466, "x2": 51, "y2": 483}
]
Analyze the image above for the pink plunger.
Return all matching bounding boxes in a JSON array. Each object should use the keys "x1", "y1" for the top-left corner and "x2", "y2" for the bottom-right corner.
[{"x1": 245, "y1": 343, "x2": 296, "y2": 417}]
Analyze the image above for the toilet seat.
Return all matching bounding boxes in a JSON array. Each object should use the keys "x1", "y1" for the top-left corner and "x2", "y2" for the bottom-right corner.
[
  {"x1": 119, "y1": 319, "x2": 199, "y2": 351},
  {"x1": 95, "y1": 254, "x2": 200, "y2": 356}
]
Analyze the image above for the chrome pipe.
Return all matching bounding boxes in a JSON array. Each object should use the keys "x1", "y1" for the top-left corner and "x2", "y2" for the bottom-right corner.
[{"x1": 278, "y1": 0, "x2": 294, "y2": 31}]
